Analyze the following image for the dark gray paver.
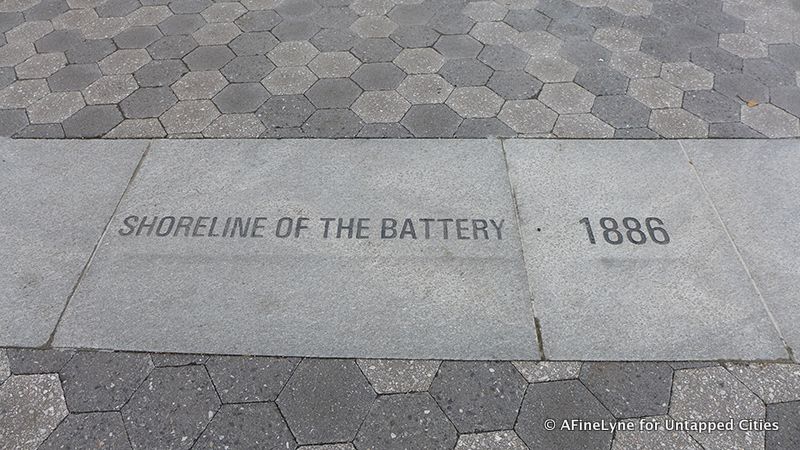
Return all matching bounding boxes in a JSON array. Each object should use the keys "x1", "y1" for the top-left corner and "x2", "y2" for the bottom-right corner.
[
  {"x1": 151, "y1": 353, "x2": 208, "y2": 367},
  {"x1": 277, "y1": 359, "x2": 375, "y2": 445},
  {"x1": 354, "y1": 392, "x2": 457, "y2": 450},
  {"x1": 134, "y1": 59, "x2": 187, "y2": 87},
  {"x1": 122, "y1": 366, "x2": 221, "y2": 449},
  {"x1": 400, "y1": 103, "x2": 462, "y2": 137},
  {"x1": 430, "y1": 361, "x2": 526, "y2": 433},
  {"x1": 767, "y1": 401, "x2": 800, "y2": 450},
  {"x1": 302, "y1": 108, "x2": 363, "y2": 137},
  {"x1": 591, "y1": 95, "x2": 650, "y2": 128},
  {"x1": 59, "y1": 351, "x2": 153, "y2": 413},
  {"x1": 194, "y1": 403, "x2": 296, "y2": 449},
  {"x1": 212, "y1": 82, "x2": 269, "y2": 113},
  {"x1": 579, "y1": 362, "x2": 673, "y2": 418},
  {"x1": 39, "y1": 412, "x2": 131, "y2": 450},
  {"x1": 62, "y1": 105, "x2": 125, "y2": 138},
  {"x1": 6, "y1": 349, "x2": 75, "y2": 374},
  {"x1": 304, "y1": 78, "x2": 362, "y2": 108},
  {"x1": 516, "y1": 380, "x2": 614, "y2": 450},
  {"x1": 0, "y1": 108, "x2": 28, "y2": 136},
  {"x1": 205, "y1": 356, "x2": 299, "y2": 403},
  {"x1": 47, "y1": 63, "x2": 101, "y2": 91},
  {"x1": 256, "y1": 94, "x2": 315, "y2": 128},
  {"x1": 120, "y1": 86, "x2": 176, "y2": 118}
]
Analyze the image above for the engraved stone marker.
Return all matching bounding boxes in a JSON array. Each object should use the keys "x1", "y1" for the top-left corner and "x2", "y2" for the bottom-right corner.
[
  {"x1": 54, "y1": 139, "x2": 538, "y2": 360},
  {"x1": 684, "y1": 139, "x2": 800, "y2": 353},
  {"x1": 505, "y1": 140, "x2": 787, "y2": 360},
  {"x1": 0, "y1": 139, "x2": 146, "y2": 346}
]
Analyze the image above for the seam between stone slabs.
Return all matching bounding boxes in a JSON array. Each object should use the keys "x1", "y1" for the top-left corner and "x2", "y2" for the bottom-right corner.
[
  {"x1": 499, "y1": 137, "x2": 545, "y2": 361},
  {"x1": 41, "y1": 141, "x2": 153, "y2": 349},
  {"x1": 677, "y1": 140, "x2": 794, "y2": 363}
]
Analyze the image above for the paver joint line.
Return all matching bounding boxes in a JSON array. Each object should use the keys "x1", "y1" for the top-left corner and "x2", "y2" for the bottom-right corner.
[{"x1": 42, "y1": 141, "x2": 152, "y2": 349}]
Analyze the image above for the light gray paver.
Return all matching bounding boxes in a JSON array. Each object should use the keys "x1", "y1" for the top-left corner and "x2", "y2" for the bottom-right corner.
[
  {"x1": 97, "y1": 48, "x2": 149, "y2": 76},
  {"x1": 725, "y1": 363, "x2": 800, "y2": 404},
  {"x1": 684, "y1": 139, "x2": 800, "y2": 355},
  {"x1": 455, "y1": 431, "x2": 528, "y2": 450},
  {"x1": 505, "y1": 139, "x2": 787, "y2": 360},
  {"x1": 0, "y1": 140, "x2": 146, "y2": 347},
  {"x1": 740, "y1": 103, "x2": 800, "y2": 138},
  {"x1": 0, "y1": 374, "x2": 69, "y2": 449},
  {"x1": 512, "y1": 361, "x2": 581, "y2": 383},
  {"x1": 356, "y1": 359, "x2": 440, "y2": 393},
  {"x1": 0, "y1": 350, "x2": 8, "y2": 385},
  {"x1": 54, "y1": 139, "x2": 538, "y2": 360},
  {"x1": 649, "y1": 108, "x2": 709, "y2": 138}
]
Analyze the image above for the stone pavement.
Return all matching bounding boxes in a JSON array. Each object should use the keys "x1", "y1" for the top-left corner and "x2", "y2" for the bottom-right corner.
[
  {"x1": 1, "y1": 348, "x2": 799, "y2": 449},
  {"x1": 1, "y1": 0, "x2": 800, "y2": 139}
]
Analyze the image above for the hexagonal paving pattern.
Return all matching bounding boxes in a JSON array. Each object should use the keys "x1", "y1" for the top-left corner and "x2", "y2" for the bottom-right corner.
[{"x1": 0, "y1": 0, "x2": 797, "y2": 138}]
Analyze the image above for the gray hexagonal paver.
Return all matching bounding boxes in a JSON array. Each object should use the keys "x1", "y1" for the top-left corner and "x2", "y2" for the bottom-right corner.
[
  {"x1": 455, "y1": 118, "x2": 516, "y2": 138},
  {"x1": 356, "y1": 359, "x2": 440, "y2": 394},
  {"x1": 512, "y1": 361, "x2": 582, "y2": 383},
  {"x1": 261, "y1": 66, "x2": 317, "y2": 94},
  {"x1": 741, "y1": 103, "x2": 800, "y2": 137},
  {"x1": 134, "y1": 59, "x2": 187, "y2": 87},
  {"x1": 580, "y1": 362, "x2": 673, "y2": 419},
  {"x1": 498, "y1": 99, "x2": 557, "y2": 134},
  {"x1": 766, "y1": 401, "x2": 800, "y2": 449},
  {"x1": 122, "y1": 366, "x2": 221, "y2": 449},
  {"x1": 120, "y1": 86, "x2": 177, "y2": 118},
  {"x1": 400, "y1": 103, "x2": 462, "y2": 137},
  {"x1": 397, "y1": 73, "x2": 453, "y2": 104},
  {"x1": 308, "y1": 51, "x2": 361, "y2": 78},
  {"x1": 612, "y1": 416, "x2": 702, "y2": 450},
  {"x1": 39, "y1": 412, "x2": 130, "y2": 450},
  {"x1": 83, "y1": 74, "x2": 137, "y2": 105},
  {"x1": 351, "y1": 89, "x2": 410, "y2": 122},
  {"x1": 146, "y1": 35, "x2": 198, "y2": 60},
  {"x1": 354, "y1": 392, "x2": 457, "y2": 450},
  {"x1": 660, "y1": 61, "x2": 714, "y2": 91},
  {"x1": 302, "y1": 108, "x2": 364, "y2": 137},
  {"x1": 445, "y1": 86, "x2": 504, "y2": 118},
  {"x1": 47, "y1": 63, "x2": 101, "y2": 91},
  {"x1": 62, "y1": 104, "x2": 124, "y2": 137},
  {"x1": 183, "y1": 45, "x2": 235, "y2": 71},
  {"x1": 5, "y1": 349, "x2": 75, "y2": 375},
  {"x1": 516, "y1": 380, "x2": 614, "y2": 450},
  {"x1": 539, "y1": 82, "x2": 595, "y2": 114},
  {"x1": 525, "y1": 56, "x2": 578, "y2": 83},
  {"x1": 203, "y1": 113, "x2": 266, "y2": 138},
  {"x1": 305, "y1": 78, "x2": 362, "y2": 109},
  {"x1": 670, "y1": 367, "x2": 766, "y2": 450},
  {"x1": 351, "y1": 62, "x2": 405, "y2": 90},
  {"x1": 205, "y1": 356, "x2": 299, "y2": 403},
  {"x1": 487, "y1": 70, "x2": 542, "y2": 100},
  {"x1": 276, "y1": 359, "x2": 375, "y2": 445},
  {"x1": 15, "y1": 52, "x2": 65, "y2": 79},
  {"x1": 194, "y1": 403, "x2": 296, "y2": 449},
  {"x1": 350, "y1": 15, "x2": 397, "y2": 39},
  {"x1": 591, "y1": 94, "x2": 650, "y2": 128},
  {"x1": 27, "y1": 91, "x2": 84, "y2": 123},
  {"x1": 256, "y1": 94, "x2": 315, "y2": 128},
  {"x1": 221, "y1": 55, "x2": 275, "y2": 82},
  {"x1": 683, "y1": 89, "x2": 741, "y2": 123},
  {"x1": 161, "y1": 99, "x2": 220, "y2": 134},
  {"x1": 725, "y1": 363, "x2": 800, "y2": 404},
  {"x1": 98, "y1": 49, "x2": 151, "y2": 76},
  {"x1": 553, "y1": 113, "x2": 616, "y2": 138},
  {"x1": 649, "y1": 108, "x2": 709, "y2": 138},
  {"x1": 627, "y1": 77, "x2": 682, "y2": 109},
  {"x1": 171, "y1": 70, "x2": 228, "y2": 100},
  {"x1": 455, "y1": 431, "x2": 528, "y2": 450},
  {"x1": 430, "y1": 361, "x2": 527, "y2": 433},
  {"x1": 394, "y1": 47, "x2": 444, "y2": 74},
  {"x1": 212, "y1": 82, "x2": 269, "y2": 113},
  {"x1": 59, "y1": 351, "x2": 154, "y2": 413},
  {"x1": 433, "y1": 34, "x2": 483, "y2": 59},
  {"x1": 439, "y1": 58, "x2": 493, "y2": 87},
  {"x1": 0, "y1": 374, "x2": 68, "y2": 449}
]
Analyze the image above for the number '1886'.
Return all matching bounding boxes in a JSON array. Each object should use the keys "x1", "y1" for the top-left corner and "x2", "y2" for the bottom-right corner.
[{"x1": 579, "y1": 217, "x2": 670, "y2": 245}]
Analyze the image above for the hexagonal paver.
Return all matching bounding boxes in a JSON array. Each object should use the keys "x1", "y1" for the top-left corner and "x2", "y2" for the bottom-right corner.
[
  {"x1": 725, "y1": 363, "x2": 800, "y2": 404},
  {"x1": 302, "y1": 108, "x2": 364, "y2": 137},
  {"x1": 512, "y1": 361, "x2": 582, "y2": 383},
  {"x1": 134, "y1": 59, "x2": 187, "y2": 87},
  {"x1": 99, "y1": 48, "x2": 151, "y2": 75},
  {"x1": 580, "y1": 362, "x2": 672, "y2": 419},
  {"x1": 171, "y1": 70, "x2": 228, "y2": 100},
  {"x1": 609, "y1": 51, "x2": 661, "y2": 79},
  {"x1": 487, "y1": 70, "x2": 542, "y2": 100},
  {"x1": 276, "y1": 359, "x2": 375, "y2": 445},
  {"x1": 649, "y1": 108, "x2": 709, "y2": 138},
  {"x1": 713, "y1": 73, "x2": 770, "y2": 103},
  {"x1": 221, "y1": 55, "x2": 275, "y2": 82},
  {"x1": 394, "y1": 47, "x2": 444, "y2": 74},
  {"x1": 430, "y1": 361, "x2": 526, "y2": 433},
  {"x1": 671, "y1": 367, "x2": 766, "y2": 449},
  {"x1": 182, "y1": 45, "x2": 235, "y2": 71},
  {"x1": 213, "y1": 82, "x2": 269, "y2": 113},
  {"x1": 660, "y1": 61, "x2": 714, "y2": 90},
  {"x1": 498, "y1": 99, "x2": 557, "y2": 134},
  {"x1": 194, "y1": 403, "x2": 296, "y2": 448},
  {"x1": 230, "y1": 31, "x2": 279, "y2": 56},
  {"x1": 390, "y1": 24, "x2": 439, "y2": 48},
  {"x1": 350, "y1": 0, "x2": 392, "y2": 17},
  {"x1": 515, "y1": 31, "x2": 561, "y2": 57},
  {"x1": 719, "y1": 33, "x2": 769, "y2": 59},
  {"x1": 47, "y1": 63, "x2": 101, "y2": 91},
  {"x1": 27, "y1": 91, "x2": 84, "y2": 123},
  {"x1": 683, "y1": 89, "x2": 740, "y2": 123},
  {"x1": 516, "y1": 380, "x2": 614, "y2": 450},
  {"x1": 161, "y1": 99, "x2": 220, "y2": 134},
  {"x1": 305, "y1": 78, "x2": 361, "y2": 108},
  {"x1": 122, "y1": 366, "x2": 221, "y2": 449},
  {"x1": 593, "y1": 27, "x2": 641, "y2": 52},
  {"x1": 205, "y1": 356, "x2": 298, "y2": 403},
  {"x1": 158, "y1": 13, "x2": 205, "y2": 36},
  {"x1": 434, "y1": 34, "x2": 482, "y2": 59},
  {"x1": 120, "y1": 86, "x2": 177, "y2": 118},
  {"x1": 201, "y1": 3, "x2": 246, "y2": 23},
  {"x1": 741, "y1": 103, "x2": 800, "y2": 137},
  {"x1": 351, "y1": 62, "x2": 405, "y2": 90},
  {"x1": 192, "y1": 22, "x2": 241, "y2": 45},
  {"x1": 455, "y1": 431, "x2": 528, "y2": 450},
  {"x1": 82, "y1": 74, "x2": 137, "y2": 105},
  {"x1": 439, "y1": 59, "x2": 493, "y2": 87},
  {"x1": 356, "y1": 359, "x2": 440, "y2": 394},
  {"x1": 400, "y1": 103, "x2": 462, "y2": 137},
  {"x1": 4, "y1": 349, "x2": 75, "y2": 375},
  {"x1": 470, "y1": 21, "x2": 517, "y2": 46},
  {"x1": 478, "y1": 45, "x2": 530, "y2": 71},
  {"x1": 0, "y1": 109, "x2": 28, "y2": 137},
  {"x1": 539, "y1": 82, "x2": 595, "y2": 114},
  {"x1": 627, "y1": 77, "x2": 682, "y2": 109},
  {"x1": 113, "y1": 26, "x2": 162, "y2": 49},
  {"x1": 256, "y1": 94, "x2": 315, "y2": 128},
  {"x1": 308, "y1": 51, "x2": 361, "y2": 78},
  {"x1": 354, "y1": 392, "x2": 457, "y2": 450},
  {"x1": 553, "y1": 113, "x2": 615, "y2": 138},
  {"x1": 504, "y1": 9, "x2": 550, "y2": 33},
  {"x1": 0, "y1": 374, "x2": 68, "y2": 449},
  {"x1": 15, "y1": 53, "x2": 65, "y2": 79},
  {"x1": 127, "y1": 6, "x2": 172, "y2": 26},
  {"x1": 106, "y1": 118, "x2": 166, "y2": 138},
  {"x1": 397, "y1": 73, "x2": 453, "y2": 104},
  {"x1": 744, "y1": 57, "x2": 797, "y2": 88},
  {"x1": 203, "y1": 114, "x2": 266, "y2": 138},
  {"x1": 455, "y1": 118, "x2": 516, "y2": 138},
  {"x1": 350, "y1": 16, "x2": 397, "y2": 38},
  {"x1": 351, "y1": 90, "x2": 410, "y2": 122},
  {"x1": 462, "y1": 1, "x2": 507, "y2": 22},
  {"x1": 351, "y1": 37, "x2": 401, "y2": 63},
  {"x1": 445, "y1": 86, "x2": 504, "y2": 118},
  {"x1": 261, "y1": 66, "x2": 317, "y2": 94},
  {"x1": 146, "y1": 35, "x2": 198, "y2": 60},
  {"x1": 39, "y1": 412, "x2": 130, "y2": 449},
  {"x1": 266, "y1": 40, "x2": 319, "y2": 67},
  {"x1": 591, "y1": 94, "x2": 650, "y2": 128},
  {"x1": 525, "y1": 56, "x2": 578, "y2": 83},
  {"x1": 766, "y1": 401, "x2": 800, "y2": 449},
  {"x1": 62, "y1": 104, "x2": 124, "y2": 137},
  {"x1": 58, "y1": 351, "x2": 153, "y2": 413}
]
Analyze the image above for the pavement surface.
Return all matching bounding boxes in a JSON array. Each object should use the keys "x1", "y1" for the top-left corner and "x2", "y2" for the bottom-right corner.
[
  {"x1": 0, "y1": 0, "x2": 799, "y2": 139},
  {"x1": 1, "y1": 348, "x2": 799, "y2": 449}
]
